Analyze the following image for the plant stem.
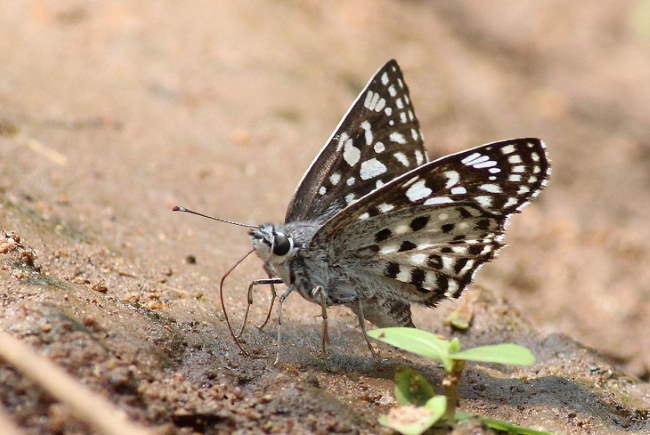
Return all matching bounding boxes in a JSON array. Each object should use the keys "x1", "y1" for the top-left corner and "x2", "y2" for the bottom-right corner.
[{"x1": 442, "y1": 360, "x2": 465, "y2": 423}]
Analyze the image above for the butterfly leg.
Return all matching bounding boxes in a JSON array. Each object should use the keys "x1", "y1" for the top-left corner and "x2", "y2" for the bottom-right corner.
[
  {"x1": 237, "y1": 277, "x2": 283, "y2": 338},
  {"x1": 274, "y1": 285, "x2": 296, "y2": 365},
  {"x1": 313, "y1": 286, "x2": 330, "y2": 355},
  {"x1": 257, "y1": 278, "x2": 279, "y2": 331},
  {"x1": 355, "y1": 298, "x2": 379, "y2": 358}
]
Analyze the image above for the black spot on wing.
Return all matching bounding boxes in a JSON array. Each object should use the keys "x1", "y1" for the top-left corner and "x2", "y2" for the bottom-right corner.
[
  {"x1": 398, "y1": 241, "x2": 417, "y2": 252},
  {"x1": 375, "y1": 228, "x2": 392, "y2": 242},
  {"x1": 454, "y1": 258, "x2": 469, "y2": 274},
  {"x1": 385, "y1": 262, "x2": 400, "y2": 278},
  {"x1": 468, "y1": 245, "x2": 484, "y2": 255},
  {"x1": 410, "y1": 215, "x2": 430, "y2": 231},
  {"x1": 411, "y1": 269, "x2": 425, "y2": 287},
  {"x1": 475, "y1": 219, "x2": 490, "y2": 230}
]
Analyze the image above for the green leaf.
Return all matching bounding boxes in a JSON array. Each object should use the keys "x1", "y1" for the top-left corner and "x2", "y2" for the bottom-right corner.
[
  {"x1": 394, "y1": 367, "x2": 435, "y2": 406},
  {"x1": 451, "y1": 343, "x2": 535, "y2": 366},
  {"x1": 368, "y1": 328, "x2": 453, "y2": 370},
  {"x1": 424, "y1": 395, "x2": 447, "y2": 419},
  {"x1": 449, "y1": 337, "x2": 461, "y2": 353},
  {"x1": 379, "y1": 399, "x2": 446, "y2": 435},
  {"x1": 455, "y1": 412, "x2": 552, "y2": 435}
]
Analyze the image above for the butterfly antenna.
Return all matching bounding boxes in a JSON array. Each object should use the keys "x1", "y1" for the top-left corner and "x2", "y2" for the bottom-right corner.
[
  {"x1": 172, "y1": 206, "x2": 258, "y2": 228},
  {"x1": 219, "y1": 248, "x2": 265, "y2": 358}
]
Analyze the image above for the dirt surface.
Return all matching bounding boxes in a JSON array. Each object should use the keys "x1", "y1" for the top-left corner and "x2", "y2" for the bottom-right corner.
[{"x1": 1, "y1": 1, "x2": 650, "y2": 434}]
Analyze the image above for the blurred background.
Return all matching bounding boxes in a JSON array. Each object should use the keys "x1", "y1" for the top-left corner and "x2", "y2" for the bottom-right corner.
[{"x1": 1, "y1": 0, "x2": 649, "y2": 431}]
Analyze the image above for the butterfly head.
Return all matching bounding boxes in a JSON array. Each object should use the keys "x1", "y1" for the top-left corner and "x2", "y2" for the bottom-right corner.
[{"x1": 249, "y1": 224, "x2": 295, "y2": 263}]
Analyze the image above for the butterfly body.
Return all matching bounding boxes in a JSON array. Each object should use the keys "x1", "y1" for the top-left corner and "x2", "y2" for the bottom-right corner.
[{"x1": 245, "y1": 59, "x2": 550, "y2": 336}]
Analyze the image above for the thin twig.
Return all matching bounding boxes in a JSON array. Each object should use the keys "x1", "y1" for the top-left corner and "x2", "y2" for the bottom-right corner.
[{"x1": 0, "y1": 330, "x2": 151, "y2": 435}]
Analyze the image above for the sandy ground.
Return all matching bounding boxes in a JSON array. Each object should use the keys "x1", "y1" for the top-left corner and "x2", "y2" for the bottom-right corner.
[{"x1": 1, "y1": 1, "x2": 650, "y2": 433}]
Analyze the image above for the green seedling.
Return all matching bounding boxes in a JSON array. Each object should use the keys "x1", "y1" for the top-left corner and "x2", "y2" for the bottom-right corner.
[{"x1": 368, "y1": 328, "x2": 550, "y2": 434}]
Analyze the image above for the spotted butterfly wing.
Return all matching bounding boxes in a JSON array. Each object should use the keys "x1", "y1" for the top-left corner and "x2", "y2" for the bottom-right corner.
[
  {"x1": 313, "y1": 138, "x2": 550, "y2": 314},
  {"x1": 286, "y1": 60, "x2": 428, "y2": 223}
]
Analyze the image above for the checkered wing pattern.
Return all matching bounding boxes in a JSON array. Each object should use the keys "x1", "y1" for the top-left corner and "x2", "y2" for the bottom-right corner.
[
  {"x1": 285, "y1": 60, "x2": 428, "y2": 223},
  {"x1": 314, "y1": 138, "x2": 550, "y2": 305}
]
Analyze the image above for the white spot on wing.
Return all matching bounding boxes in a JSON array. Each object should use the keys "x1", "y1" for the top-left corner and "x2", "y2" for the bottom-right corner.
[
  {"x1": 345, "y1": 193, "x2": 356, "y2": 204},
  {"x1": 375, "y1": 97, "x2": 386, "y2": 112},
  {"x1": 360, "y1": 158, "x2": 387, "y2": 180},
  {"x1": 451, "y1": 186, "x2": 467, "y2": 195},
  {"x1": 364, "y1": 91, "x2": 383, "y2": 111},
  {"x1": 374, "y1": 142, "x2": 385, "y2": 153},
  {"x1": 460, "y1": 259, "x2": 475, "y2": 275},
  {"x1": 378, "y1": 203, "x2": 394, "y2": 212},
  {"x1": 512, "y1": 165, "x2": 526, "y2": 173},
  {"x1": 346, "y1": 177, "x2": 355, "y2": 186},
  {"x1": 415, "y1": 149, "x2": 424, "y2": 165},
  {"x1": 390, "y1": 132, "x2": 407, "y2": 144},
  {"x1": 396, "y1": 266, "x2": 411, "y2": 282},
  {"x1": 358, "y1": 212, "x2": 370, "y2": 220},
  {"x1": 381, "y1": 72, "x2": 389, "y2": 85},
  {"x1": 509, "y1": 174, "x2": 521, "y2": 182},
  {"x1": 501, "y1": 144, "x2": 516, "y2": 154},
  {"x1": 393, "y1": 152, "x2": 410, "y2": 166},
  {"x1": 475, "y1": 196, "x2": 493, "y2": 207},
  {"x1": 445, "y1": 279, "x2": 459, "y2": 297},
  {"x1": 479, "y1": 184, "x2": 502, "y2": 193},
  {"x1": 405, "y1": 180, "x2": 432, "y2": 202},
  {"x1": 343, "y1": 140, "x2": 361, "y2": 166},
  {"x1": 508, "y1": 155, "x2": 522, "y2": 164},
  {"x1": 361, "y1": 121, "x2": 373, "y2": 145},
  {"x1": 329, "y1": 173, "x2": 341, "y2": 185},
  {"x1": 442, "y1": 256, "x2": 455, "y2": 273},
  {"x1": 461, "y1": 153, "x2": 482, "y2": 165},
  {"x1": 411, "y1": 254, "x2": 427, "y2": 265},
  {"x1": 424, "y1": 197, "x2": 452, "y2": 205},
  {"x1": 318, "y1": 186, "x2": 326, "y2": 195},
  {"x1": 395, "y1": 225, "x2": 409, "y2": 235},
  {"x1": 452, "y1": 246, "x2": 467, "y2": 255},
  {"x1": 473, "y1": 160, "x2": 497, "y2": 168},
  {"x1": 363, "y1": 91, "x2": 374, "y2": 110},
  {"x1": 444, "y1": 171, "x2": 459, "y2": 188},
  {"x1": 388, "y1": 85, "x2": 397, "y2": 97}
]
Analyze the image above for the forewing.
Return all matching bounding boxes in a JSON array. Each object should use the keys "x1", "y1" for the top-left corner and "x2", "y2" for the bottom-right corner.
[
  {"x1": 285, "y1": 59, "x2": 428, "y2": 223},
  {"x1": 316, "y1": 138, "x2": 550, "y2": 304}
]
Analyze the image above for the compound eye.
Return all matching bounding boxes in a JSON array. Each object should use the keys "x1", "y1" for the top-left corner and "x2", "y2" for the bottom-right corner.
[{"x1": 272, "y1": 233, "x2": 291, "y2": 256}]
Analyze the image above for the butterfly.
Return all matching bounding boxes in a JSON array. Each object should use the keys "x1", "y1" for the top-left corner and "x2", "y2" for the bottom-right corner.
[{"x1": 175, "y1": 59, "x2": 550, "y2": 359}]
